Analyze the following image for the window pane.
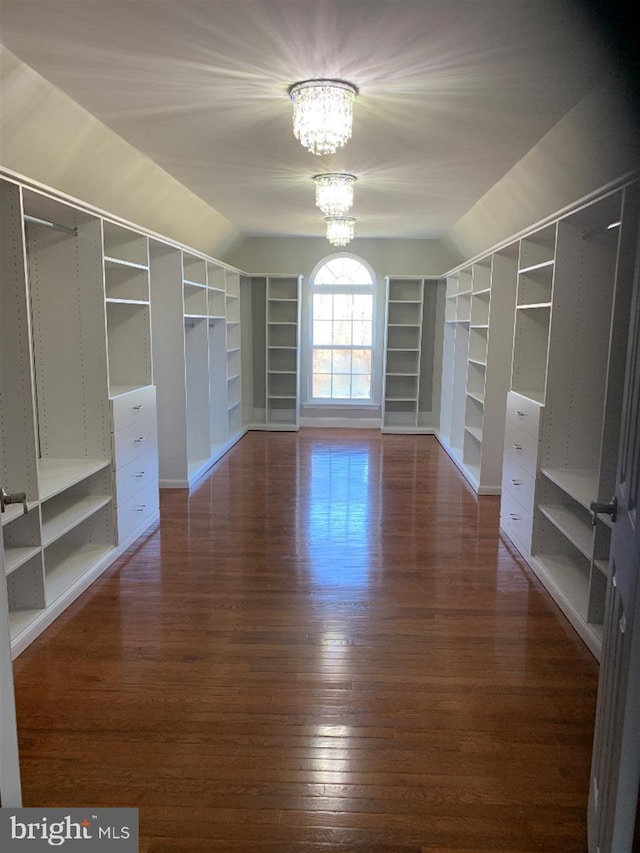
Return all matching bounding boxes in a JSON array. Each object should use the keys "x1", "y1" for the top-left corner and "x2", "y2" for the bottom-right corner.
[
  {"x1": 310, "y1": 257, "x2": 375, "y2": 403},
  {"x1": 313, "y1": 373, "x2": 332, "y2": 397},
  {"x1": 332, "y1": 320, "x2": 352, "y2": 345},
  {"x1": 351, "y1": 374, "x2": 371, "y2": 398},
  {"x1": 352, "y1": 321, "x2": 371, "y2": 345},
  {"x1": 352, "y1": 349, "x2": 371, "y2": 374},
  {"x1": 313, "y1": 293, "x2": 333, "y2": 320},
  {"x1": 332, "y1": 374, "x2": 351, "y2": 398},
  {"x1": 313, "y1": 321, "x2": 332, "y2": 345},
  {"x1": 313, "y1": 348, "x2": 332, "y2": 373},
  {"x1": 333, "y1": 293, "x2": 352, "y2": 320},
  {"x1": 332, "y1": 350, "x2": 351, "y2": 374},
  {"x1": 316, "y1": 258, "x2": 373, "y2": 286},
  {"x1": 352, "y1": 294, "x2": 372, "y2": 320}
]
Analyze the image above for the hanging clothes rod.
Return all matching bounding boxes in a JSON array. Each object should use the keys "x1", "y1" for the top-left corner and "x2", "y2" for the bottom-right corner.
[
  {"x1": 24, "y1": 214, "x2": 77, "y2": 236},
  {"x1": 581, "y1": 220, "x2": 621, "y2": 240}
]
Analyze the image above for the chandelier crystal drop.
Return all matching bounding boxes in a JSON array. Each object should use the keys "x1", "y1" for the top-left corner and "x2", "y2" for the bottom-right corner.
[
  {"x1": 325, "y1": 216, "x2": 356, "y2": 247},
  {"x1": 289, "y1": 79, "x2": 358, "y2": 156},
  {"x1": 313, "y1": 173, "x2": 356, "y2": 216}
]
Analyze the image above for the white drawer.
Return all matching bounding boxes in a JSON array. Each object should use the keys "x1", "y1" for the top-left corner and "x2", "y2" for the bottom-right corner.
[
  {"x1": 114, "y1": 449, "x2": 159, "y2": 508},
  {"x1": 504, "y1": 418, "x2": 539, "y2": 477},
  {"x1": 502, "y1": 455, "x2": 536, "y2": 518},
  {"x1": 506, "y1": 391, "x2": 543, "y2": 441},
  {"x1": 111, "y1": 386, "x2": 156, "y2": 433},
  {"x1": 500, "y1": 487, "x2": 533, "y2": 555},
  {"x1": 116, "y1": 481, "x2": 159, "y2": 545},
  {"x1": 112, "y1": 414, "x2": 157, "y2": 471}
]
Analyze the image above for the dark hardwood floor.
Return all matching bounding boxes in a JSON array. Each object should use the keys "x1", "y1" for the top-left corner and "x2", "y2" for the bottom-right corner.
[{"x1": 12, "y1": 431, "x2": 599, "y2": 852}]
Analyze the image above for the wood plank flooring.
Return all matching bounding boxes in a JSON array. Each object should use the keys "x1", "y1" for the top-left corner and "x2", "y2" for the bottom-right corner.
[{"x1": 12, "y1": 431, "x2": 599, "y2": 852}]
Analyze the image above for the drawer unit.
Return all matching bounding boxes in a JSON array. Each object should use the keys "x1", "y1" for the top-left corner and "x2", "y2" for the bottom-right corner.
[
  {"x1": 116, "y1": 480, "x2": 159, "y2": 545},
  {"x1": 114, "y1": 449, "x2": 159, "y2": 508},
  {"x1": 111, "y1": 385, "x2": 157, "y2": 432},
  {"x1": 500, "y1": 487, "x2": 534, "y2": 555},
  {"x1": 505, "y1": 391, "x2": 543, "y2": 441},
  {"x1": 112, "y1": 414, "x2": 158, "y2": 471},
  {"x1": 502, "y1": 455, "x2": 536, "y2": 518},
  {"x1": 504, "y1": 417, "x2": 539, "y2": 477}
]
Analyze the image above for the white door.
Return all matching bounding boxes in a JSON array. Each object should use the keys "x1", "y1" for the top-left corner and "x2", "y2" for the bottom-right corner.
[
  {"x1": 588, "y1": 222, "x2": 640, "y2": 851},
  {"x1": 0, "y1": 519, "x2": 22, "y2": 806}
]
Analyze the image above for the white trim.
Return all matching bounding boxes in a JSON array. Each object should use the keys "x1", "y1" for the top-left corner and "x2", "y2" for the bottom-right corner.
[
  {"x1": 300, "y1": 417, "x2": 381, "y2": 429},
  {"x1": 305, "y1": 252, "x2": 379, "y2": 407}
]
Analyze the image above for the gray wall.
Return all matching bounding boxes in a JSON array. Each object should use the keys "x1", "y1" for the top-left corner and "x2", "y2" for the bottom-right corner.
[
  {"x1": 442, "y1": 77, "x2": 640, "y2": 262},
  {"x1": 222, "y1": 236, "x2": 460, "y2": 279},
  {"x1": 0, "y1": 48, "x2": 242, "y2": 257}
]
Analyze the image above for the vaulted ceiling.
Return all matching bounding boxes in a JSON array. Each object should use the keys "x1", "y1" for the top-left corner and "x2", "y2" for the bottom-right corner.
[{"x1": 0, "y1": 1, "x2": 630, "y2": 240}]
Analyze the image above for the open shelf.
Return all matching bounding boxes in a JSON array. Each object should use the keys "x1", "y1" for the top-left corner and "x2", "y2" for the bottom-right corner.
[
  {"x1": 4, "y1": 546, "x2": 41, "y2": 577},
  {"x1": 38, "y1": 458, "x2": 111, "y2": 502},
  {"x1": 41, "y1": 494, "x2": 112, "y2": 548},
  {"x1": 44, "y1": 543, "x2": 113, "y2": 604},
  {"x1": 540, "y1": 467, "x2": 599, "y2": 510},
  {"x1": 538, "y1": 503, "x2": 594, "y2": 560}
]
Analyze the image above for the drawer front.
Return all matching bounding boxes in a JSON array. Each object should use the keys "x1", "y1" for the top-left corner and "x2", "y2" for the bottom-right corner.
[
  {"x1": 111, "y1": 386, "x2": 157, "y2": 433},
  {"x1": 115, "y1": 449, "x2": 159, "y2": 508},
  {"x1": 505, "y1": 392, "x2": 542, "y2": 441},
  {"x1": 113, "y1": 414, "x2": 158, "y2": 471},
  {"x1": 116, "y1": 481, "x2": 159, "y2": 545},
  {"x1": 500, "y1": 487, "x2": 533, "y2": 555},
  {"x1": 502, "y1": 455, "x2": 536, "y2": 518},
  {"x1": 504, "y1": 418, "x2": 539, "y2": 477}
]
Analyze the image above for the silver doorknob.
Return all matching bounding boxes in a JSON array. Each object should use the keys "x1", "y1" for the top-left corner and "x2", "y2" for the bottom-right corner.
[{"x1": 0, "y1": 487, "x2": 27, "y2": 515}]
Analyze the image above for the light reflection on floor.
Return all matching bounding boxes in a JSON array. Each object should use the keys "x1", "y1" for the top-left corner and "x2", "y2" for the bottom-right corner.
[{"x1": 306, "y1": 444, "x2": 373, "y2": 588}]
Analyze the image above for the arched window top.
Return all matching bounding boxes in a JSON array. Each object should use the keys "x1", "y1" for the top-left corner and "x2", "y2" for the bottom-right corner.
[{"x1": 313, "y1": 255, "x2": 374, "y2": 286}]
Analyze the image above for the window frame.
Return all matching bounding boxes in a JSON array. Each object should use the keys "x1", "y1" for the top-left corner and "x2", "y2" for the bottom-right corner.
[{"x1": 305, "y1": 253, "x2": 379, "y2": 407}]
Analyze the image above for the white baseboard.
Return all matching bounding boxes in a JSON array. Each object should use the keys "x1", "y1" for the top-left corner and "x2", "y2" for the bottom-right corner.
[{"x1": 300, "y1": 417, "x2": 381, "y2": 429}]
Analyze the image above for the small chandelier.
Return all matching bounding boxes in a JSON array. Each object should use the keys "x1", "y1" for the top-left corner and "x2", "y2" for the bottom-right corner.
[
  {"x1": 313, "y1": 173, "x2": 356, "y2": 216},
  {"x1": 289, "y1": 79, "x2": 358, "y2": 156},
  {"x1": 326, "y1": 216, "x2": 356, "y2": 247}
]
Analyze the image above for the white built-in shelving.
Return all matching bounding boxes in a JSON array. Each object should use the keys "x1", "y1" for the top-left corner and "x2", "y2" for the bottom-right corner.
[
  {"x1": 438, "y1": 251, "x2": 517, "y2": 493},
  {"x1": 382, "y1": 277, "x2": 444, "y2": 433},
  {"x1": 242, "y1": 276, "x2": 302, "y2": 430},
  {"x1": 0, "y1": 178, "x2": 162, "y2": 658},
  {"x1": 499, "y1": 182, "x2": 640, "y2": 659},
  {"x1": 150, "y1": 246, "x2": 246, "y2": 487}
]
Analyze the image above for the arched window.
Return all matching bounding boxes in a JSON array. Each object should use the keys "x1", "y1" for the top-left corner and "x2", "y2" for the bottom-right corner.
[{"x1": 308, "y1": 254, "x2": 376, "y2": 402}]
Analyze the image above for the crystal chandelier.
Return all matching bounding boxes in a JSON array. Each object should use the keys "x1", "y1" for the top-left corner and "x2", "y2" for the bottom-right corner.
[
  {"x1": 289, "y1": 79, "x2": 358, "y2": 156},
  {"x1": 313, "y1": 173, "x2": 356, "y2": 216},
  {"x1": 325, "y1": 216, "x2": 356, "y2": 247}
]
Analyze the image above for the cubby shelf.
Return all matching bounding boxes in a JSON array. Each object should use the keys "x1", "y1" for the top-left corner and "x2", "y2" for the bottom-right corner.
[
  {"x1": 41, "y1": 495, "x2": 113, "y2": 548},
  {"x1": 4, "y1": 547, "x2": 41, "y2": 577},
  {"x1": 540, "y1": 467, "x2": 599, "y2": 510},
  {"x1": 537, "y1": 503, "x2": 594, "y2": 559},
  {"x1": 38, "y1": 459, "x2": 111, "y2": 502}
]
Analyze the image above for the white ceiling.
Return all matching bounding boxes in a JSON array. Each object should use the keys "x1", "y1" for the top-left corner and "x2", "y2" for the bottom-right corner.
[{"x1": 0, "y1": 1, "x2": 624, "y2": 240}]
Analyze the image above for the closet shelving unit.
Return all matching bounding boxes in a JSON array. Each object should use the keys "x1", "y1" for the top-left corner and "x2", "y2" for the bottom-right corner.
[
  {"x1": 103, "y1": 222, "x2": 159, "y2": 545},
  {"x1": 1, "y1": 180, "x2": 44, "y2": 651},
  {"x1": 0, "y1": 176, "x2": 162, "y2": 657},
  {"x1": 495, "y1": 181, "x2": 640, "y2": 658},
  {"x1": 226, "y1": 271, "x2": 243, "y2": 436},
  {"x1": 150, "y1": 244, "x2": 246, "y2": 488},
  {"x1": 242, "y1": 276, "x2": 302, "y2": 430},
  {"x1": 438, "y1": 252, "x2": 516, "y2": 493},
  {"x1": 24, "y1": 190, "x2": 116, "y2": 634},
  {"x1": 526, "y1": 186, "x2": 639, "y2": 657},
  {"x1": 381, "y1": 277, "x2": 444, "y2": 433}
]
